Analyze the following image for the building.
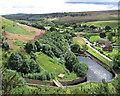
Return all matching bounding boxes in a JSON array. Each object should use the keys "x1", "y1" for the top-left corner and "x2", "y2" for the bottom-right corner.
[
  {"x1": 96, "y1": 38, "x2": 113, "y2": 52},
  {"x1": 58, "y1": 74, "x2": 65, "y2": 79}
]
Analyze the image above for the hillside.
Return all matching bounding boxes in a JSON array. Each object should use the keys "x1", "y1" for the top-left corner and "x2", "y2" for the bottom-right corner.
[
  {"x1": 2, "y1": 17, "x2": 45, "y2": 50},
  {"x1": 3, "y1": 10, "x2": 118, "y2": 23}
]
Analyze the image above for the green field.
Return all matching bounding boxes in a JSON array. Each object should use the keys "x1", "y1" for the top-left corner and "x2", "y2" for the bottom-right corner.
[
  {"x1": 35, "y1": 52, "x2": 78, "y2": 81},
  {"x1": 89, "y1": 36, "x2": 100, "y2": 43},
  {"x1": 84, "y1": 20, "x2": 118, "y2": 28},
  {"x1": 4, "y1": 23, "x2": 34, "y2": 35}
]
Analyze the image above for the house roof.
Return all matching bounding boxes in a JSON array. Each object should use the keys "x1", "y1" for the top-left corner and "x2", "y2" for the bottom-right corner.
[{"x1": 97, "y1": 38, "x2": 109, "y2": 44}]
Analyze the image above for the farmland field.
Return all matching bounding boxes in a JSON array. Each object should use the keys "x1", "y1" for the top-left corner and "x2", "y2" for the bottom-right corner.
[{"x1": 83, "y1": 20, "x2": 118, "y2": 28}]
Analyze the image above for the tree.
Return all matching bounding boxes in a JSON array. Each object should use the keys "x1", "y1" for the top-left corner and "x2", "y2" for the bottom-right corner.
[
  {"x1": 65, "y1": 51, "x2": 79, "y2": 72},
  {"x1": 8, "y1": 53, "x2": 23, "y2": 72},
  {"x1": 2, "y1": 69, "x2": 27, "y2": 95},
  {"x1": 73, "y1": 62, "x2": 88, "y2": 77},
  {"x1": 71, "y1": 44, "x2": 80, "y2": 53},
  {"x1": 28, "y1": 59, "x2": 40, "y2": 73},
  {"x1": 100, "y1": 32, "x2": 106, "y2": 38},
  {"x1": 113, "y1": 54, "x2": 120, "y2": 69},
  {"x1": 25, "y1": 42, "x2": 37, "y2": 53},
  {"x1": 49, "y1": 27, "x2": 57, "y2": 32},
  {"x1": 30, "y1": 51, "x2": 37, "y2": 60},
  {"x1": 107, "y1": 33, "x2": 112, "y2": 41},
  {"x1": 105, "y1": 25, "x2": 111, "y2": 31},
  {"x1": 34, "y1": 40, "x2": 42, "y2": 51},
  {"x1": 90, "y1": 25, "x2": 97, "y2": 29},
  {"x1": 2, "y1": 42, "x2": 10, "y2": 50}
]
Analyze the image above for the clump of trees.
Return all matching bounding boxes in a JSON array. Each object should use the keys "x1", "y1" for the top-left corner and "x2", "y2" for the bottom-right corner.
[
  {"x1": 31, "y1": 23, "x2": 45, "y2": 30},
  {"x1": 71, "y1": 44, "x2": 88, "y2": 54}
]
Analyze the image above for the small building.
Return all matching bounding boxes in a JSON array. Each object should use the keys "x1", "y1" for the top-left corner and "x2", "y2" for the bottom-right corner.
[
  {"x1": 58, "y1": 74, "x2": 65, "y2": 79},
  {"x1": 96, "y1": 38, "x2": 113, "y2": 52}
]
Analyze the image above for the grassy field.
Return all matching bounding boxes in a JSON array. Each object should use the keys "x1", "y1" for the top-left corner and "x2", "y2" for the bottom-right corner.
[
  {"x1": 83, "y1": 20, "x2": 118, "y2": 28},
  {"x1": 4, "y1": 23, "x2": 34, "y2": 35},
  {"x1": 35, "y1": 52, "x2": 78, "y2": 81}
]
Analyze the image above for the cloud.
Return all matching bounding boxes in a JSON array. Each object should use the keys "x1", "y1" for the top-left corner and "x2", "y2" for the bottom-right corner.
[
  {"x1": 0, "y1": 0, "x2": 118, "y2": 15},
  {"x1": 65, "y1": 0, "x2": 119, "y2": 2}
]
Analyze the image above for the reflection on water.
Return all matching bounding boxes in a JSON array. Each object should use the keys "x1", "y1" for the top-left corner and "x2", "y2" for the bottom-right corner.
[{"x1": 77, "y1": 56, "x2": 113, "y2": 82}]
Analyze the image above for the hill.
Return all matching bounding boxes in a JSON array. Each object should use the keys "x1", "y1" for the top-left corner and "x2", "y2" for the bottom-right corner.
[{"x1": 2, "y1": 10, "x2": 118, "y2": 23}]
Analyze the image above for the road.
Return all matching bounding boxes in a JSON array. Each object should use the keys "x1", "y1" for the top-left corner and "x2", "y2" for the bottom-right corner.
[{"x1": 80, "y1": 37, "x2": 112, "y2": 62}]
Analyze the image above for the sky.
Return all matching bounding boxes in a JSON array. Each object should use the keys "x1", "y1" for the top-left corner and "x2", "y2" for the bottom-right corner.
[{"x1": 0, "y1": 0, "x2": 119, "y2": 15}]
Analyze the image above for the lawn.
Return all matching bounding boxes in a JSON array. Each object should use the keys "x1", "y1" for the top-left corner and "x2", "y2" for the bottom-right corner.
[
  {"x1": 73, "y1": 37, "x2": 86, "y2": 47},
  {"x1": 84, "y1": 20, "x2": 118, "y2": 28},
  {"x1": 35, "y1": 52, "x2": 78, "y2": 81},
  {"x1": 89, "y1": 36, "x2": 100, "y2": 43},
  {"x1": 4, "y1": 23, "x2": 34, "y2": 35}
]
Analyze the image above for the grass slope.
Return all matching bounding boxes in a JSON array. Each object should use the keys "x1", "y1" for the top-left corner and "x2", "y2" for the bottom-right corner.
[
  {"x1": 35, "y1": 52, "x2": 78, "y2": 81},
  {"x1": 4, "y1": 23, "x2": 34, "y2": 35}
]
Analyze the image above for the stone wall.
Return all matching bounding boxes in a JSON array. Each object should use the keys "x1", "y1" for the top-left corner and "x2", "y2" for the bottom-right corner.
[
  {"x1": 24, "y1": 76, "x2": 86, "y2": 87},
  {"x1": 86, "y1": 51, "x2": 116, "y2": 78}
]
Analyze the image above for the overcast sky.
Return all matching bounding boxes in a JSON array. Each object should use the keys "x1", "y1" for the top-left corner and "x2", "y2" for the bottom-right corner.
[{"x1": 0, "y1": 0, "x2": 119, "y2": 15}]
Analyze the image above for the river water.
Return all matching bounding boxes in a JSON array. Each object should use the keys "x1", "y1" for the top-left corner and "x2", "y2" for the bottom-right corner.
[{"x1": 77, "y1": 56, "x2": 113, "y2": 82}]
